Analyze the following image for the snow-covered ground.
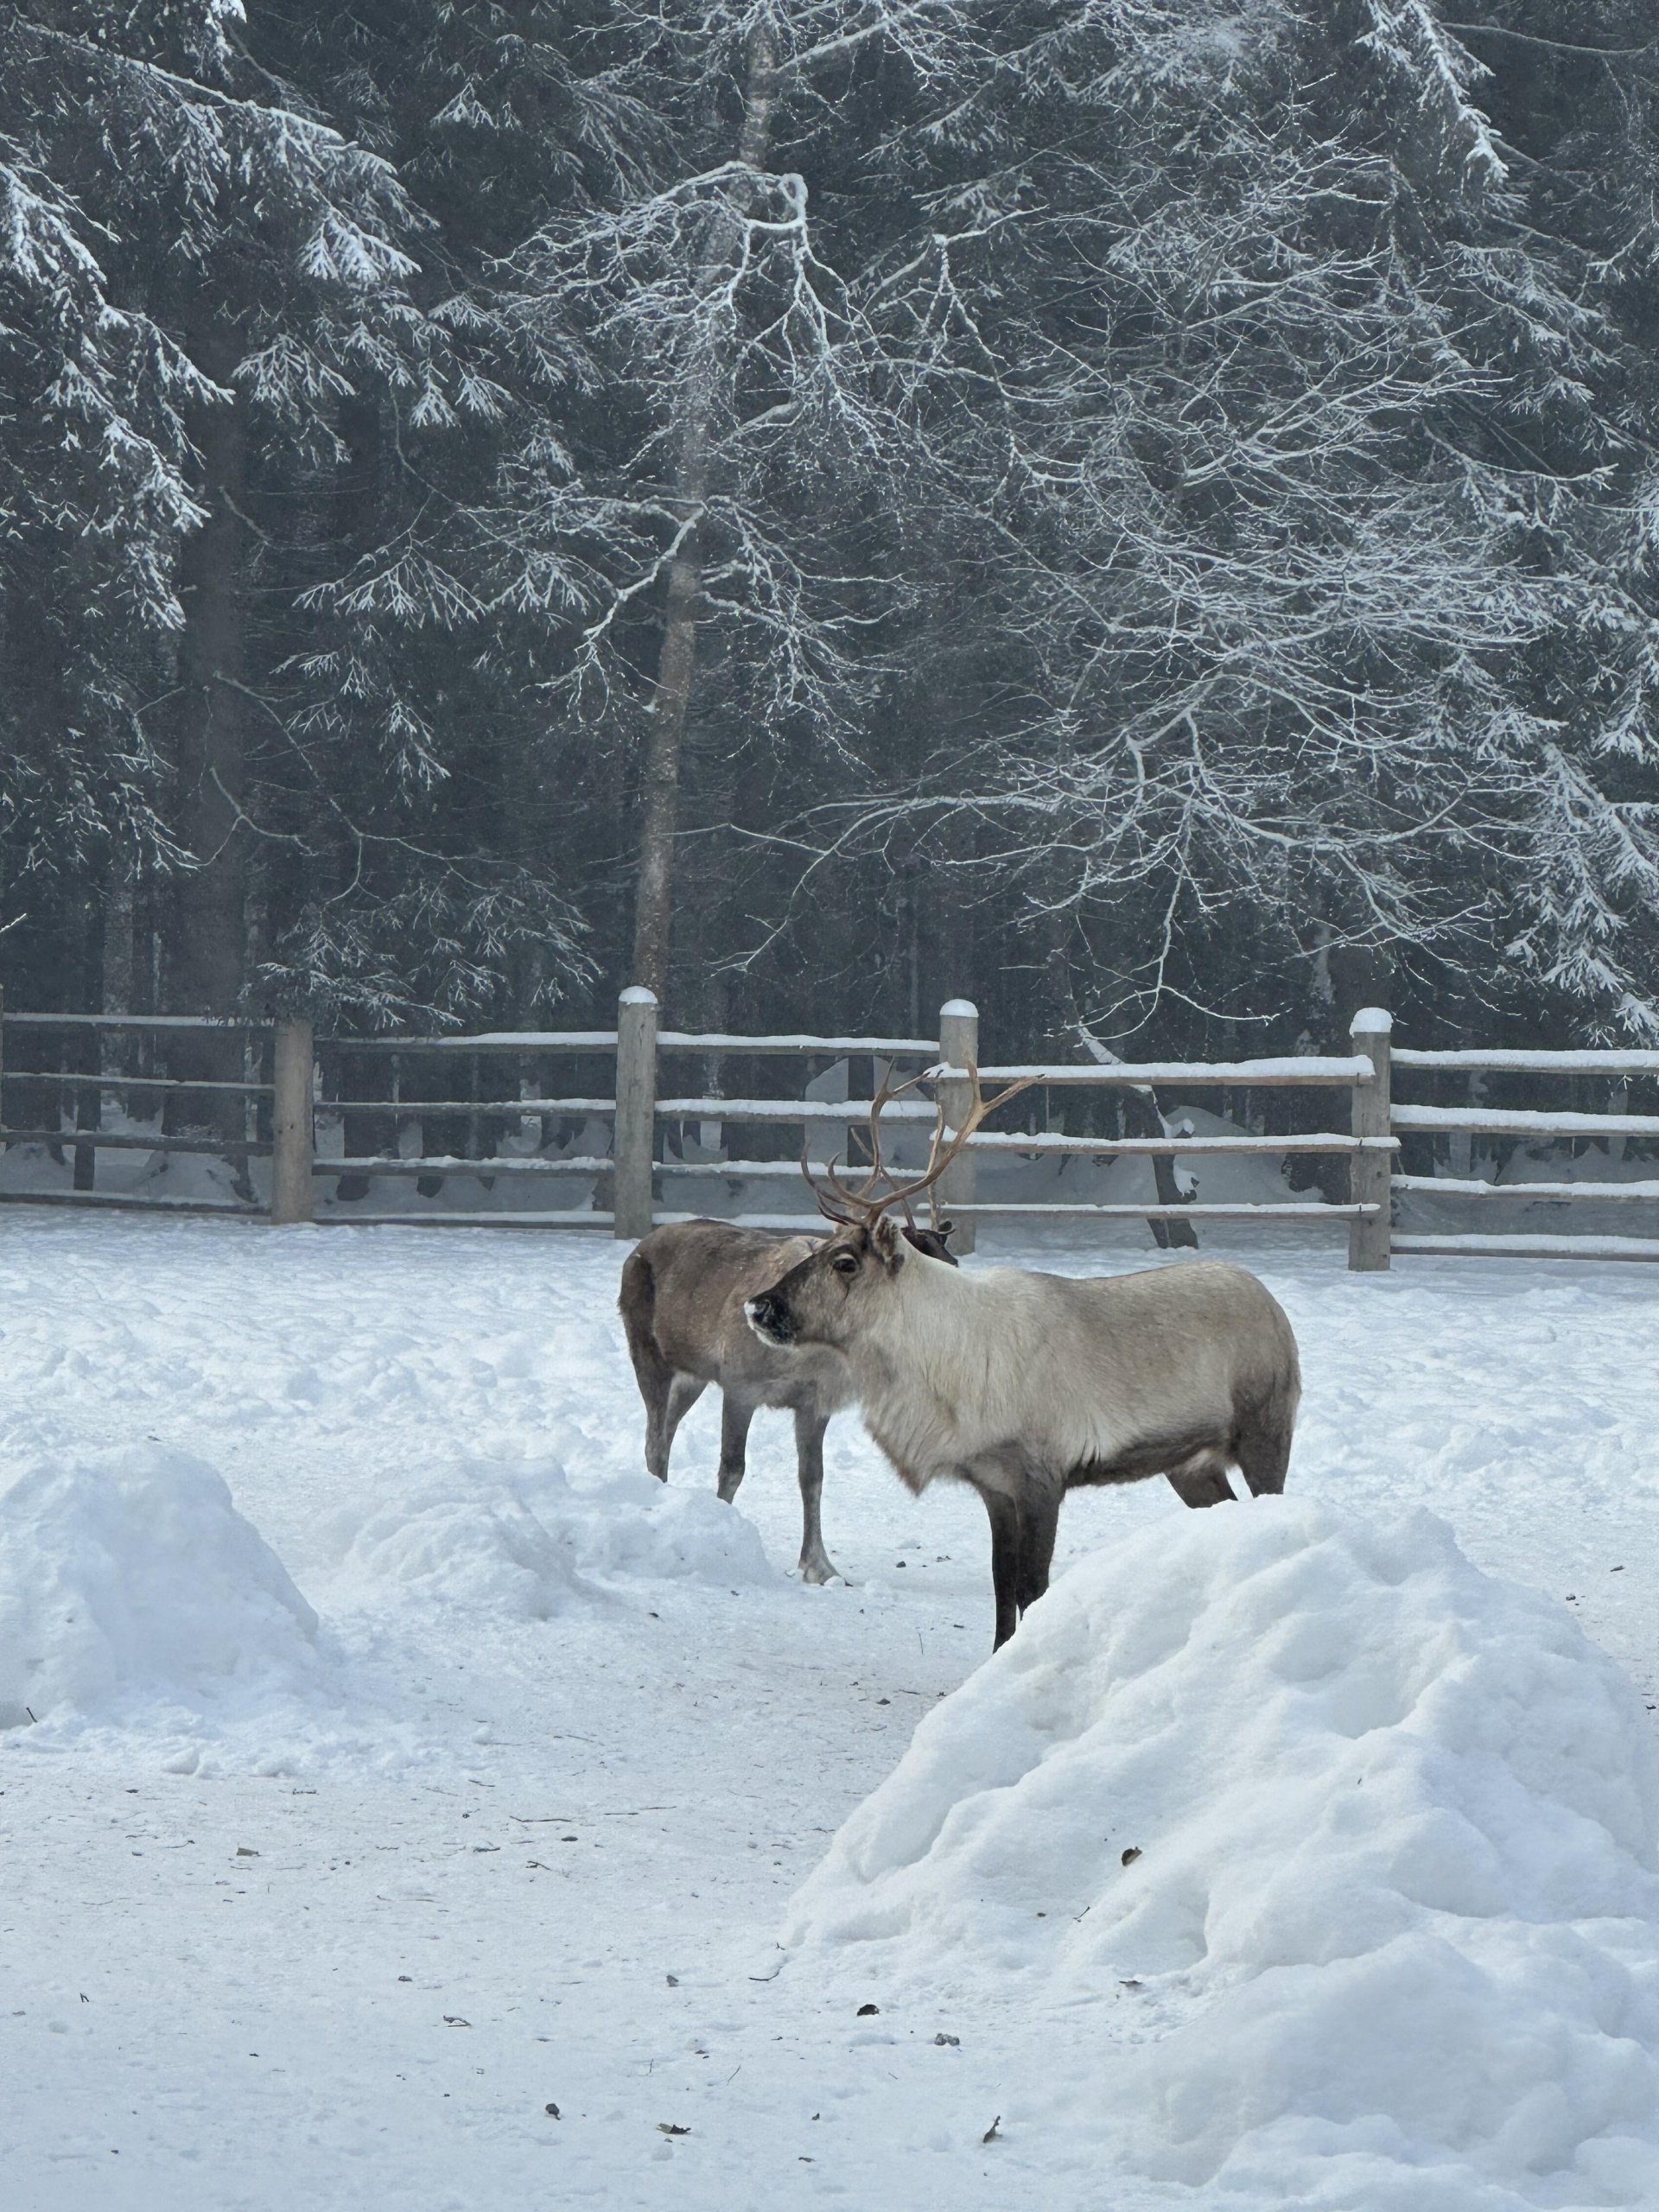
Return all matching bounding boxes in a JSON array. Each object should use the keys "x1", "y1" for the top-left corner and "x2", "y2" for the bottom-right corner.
[{"x1": 3, "y1": 1211, "x2": 1659, "y2": 2209}]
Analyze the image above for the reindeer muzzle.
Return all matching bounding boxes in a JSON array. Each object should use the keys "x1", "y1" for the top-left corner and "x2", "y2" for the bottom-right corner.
[{"x1": 745, "y1": 1292, "x2": 797, "y2": 1348}]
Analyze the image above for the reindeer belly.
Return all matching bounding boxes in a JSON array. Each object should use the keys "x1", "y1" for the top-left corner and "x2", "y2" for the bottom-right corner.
[{"x1": 1050, "y1": 1349, "x2": 1239, "y2": 1478}]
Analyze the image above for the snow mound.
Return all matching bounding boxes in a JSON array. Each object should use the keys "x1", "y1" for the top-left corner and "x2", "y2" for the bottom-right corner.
[
  {"x1": 564, "y1": 1471, "x2": 776, "y2": 1587},
  {"x1": 785, "y1": 1497, "x2": 1659, "y2": 2208},
  {"x1": 0, "y1": 1444, "x2": 321, "y2": 1733},
  {"x1": 334, "y1": 1462, "x2": 774, "y2": 1613},
  {"x1": 340, "y1": 1483, "x2": 589, "y2": 1620}
]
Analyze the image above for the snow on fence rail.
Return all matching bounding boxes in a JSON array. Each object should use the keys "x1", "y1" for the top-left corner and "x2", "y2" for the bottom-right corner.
[{"x1": 8, "y1": 987, "x2": 1659, "y2": 1267}]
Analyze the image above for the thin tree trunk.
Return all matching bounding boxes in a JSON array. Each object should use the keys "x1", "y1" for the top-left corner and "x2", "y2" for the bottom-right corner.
[
  {"x1": 168, "y1": 375, "x2": 250, "y2": 1142},
  {"x1": 99, "y1": 867, "x2": 135, "y2": 1111},
  {"x1": 172, "y1": 396, "x2": 248, "y2": 1016},
  {"x1": 630, "y1": 24, "x2": 779, "y2": 1002}
]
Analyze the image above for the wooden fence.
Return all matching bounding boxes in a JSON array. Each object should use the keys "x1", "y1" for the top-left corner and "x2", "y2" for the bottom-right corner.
[
  {"x1": 1388, "y1": 1032, "x2": 1659, "y2": 1265},
  {"x1": 6, "y1": 990, "x2": 1659, "y2": 1266}
]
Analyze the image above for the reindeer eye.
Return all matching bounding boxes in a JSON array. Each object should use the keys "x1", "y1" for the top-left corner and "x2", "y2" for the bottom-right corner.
[{"x1": 832, "y1": 1252, "x2": 860, "y2": 1275}]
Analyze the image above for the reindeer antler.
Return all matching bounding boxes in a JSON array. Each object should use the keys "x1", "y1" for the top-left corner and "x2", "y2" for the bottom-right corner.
[
  {"x1": 802, "y1": 1062, "x2": 1034, "y2": 1231},
  {"x1": 801, "y1": 1067, "x2": 925, "y2": 1227}
]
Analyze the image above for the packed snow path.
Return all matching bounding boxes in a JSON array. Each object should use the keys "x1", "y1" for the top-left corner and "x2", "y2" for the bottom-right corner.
[{"x1": 3, "y1": 1213, "x2": 1658, "y2": 2209}]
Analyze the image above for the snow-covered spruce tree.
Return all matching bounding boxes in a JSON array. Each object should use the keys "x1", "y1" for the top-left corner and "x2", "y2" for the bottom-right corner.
[
  {"x1": 1440, "y1": 0, "x2": 1659, "y2": 1040},
  {"x1": 3, "y1": 0, "x2": 423, "y2": 1035},
  {"x1": 2, "y1": 1, "x2": 592, "y2": 1046},
  {"x1": 0, "y1": 8, "x2": 226, "y2": 982},
  {"x1": 802, "y1": 0, "x2": 1659, "y2": 1046},
  {"x1": 243, "y1": 0, "x2": 607, "y2": 1029}
]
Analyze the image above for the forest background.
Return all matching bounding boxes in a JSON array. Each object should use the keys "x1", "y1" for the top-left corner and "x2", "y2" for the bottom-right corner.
[{"x1": 3, "y1": 0, "x2": 1658, "y2": 1062}]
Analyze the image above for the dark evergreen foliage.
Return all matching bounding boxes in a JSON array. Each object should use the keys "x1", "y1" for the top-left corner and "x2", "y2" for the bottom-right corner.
[{"x1": 3, "y1": 1, "x2": 1656, "y2": 1054}]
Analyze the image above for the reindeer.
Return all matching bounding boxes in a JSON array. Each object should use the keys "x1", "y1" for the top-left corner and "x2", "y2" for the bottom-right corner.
[
  {"x1": 618, "y1": 1116, "x2": 956, "y2": 1583},
  {"x1": 744, "y1": 1072, "x2": 1300, "y2": 1647}
]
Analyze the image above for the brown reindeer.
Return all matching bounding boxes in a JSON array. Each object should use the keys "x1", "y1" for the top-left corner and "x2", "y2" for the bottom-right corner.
[
  {"x1": 619, "y1": 1103, "x2": 956, "y2": 1582},
  {"x1": 745, "y1": 1071, "x2": 1300, "y2": 1647}
]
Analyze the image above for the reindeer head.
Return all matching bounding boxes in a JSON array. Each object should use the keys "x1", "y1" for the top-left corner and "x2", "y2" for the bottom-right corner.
[{"x1": 745, "y1": 1064, "x2": 1030, "y2": 1351}]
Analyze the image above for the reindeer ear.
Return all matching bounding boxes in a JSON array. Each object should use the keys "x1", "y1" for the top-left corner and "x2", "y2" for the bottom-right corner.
[{"x1": 869, "y1": 1215, "x2": 906, "y2": 1268}]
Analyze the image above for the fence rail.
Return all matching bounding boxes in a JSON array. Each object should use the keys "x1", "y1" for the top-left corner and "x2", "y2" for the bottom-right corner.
[{"x1": 9, "y1": 984, "x2": 1659, "y2": 1266}]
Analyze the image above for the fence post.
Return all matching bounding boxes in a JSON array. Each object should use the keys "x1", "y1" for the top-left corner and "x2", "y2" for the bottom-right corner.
[
  {"x1": 1348, "y1": 1007, "x2": 1392, "y2": 1272},
  {"x1": 613, "y1": 985, "x2": 658, "y2": 1241},
  {"x1": 270, "y1": 1016, "x2": 315, "y2": 1225},
  {"x1": 938, "y1": 997, "x2": 979, "y2": 1256}
]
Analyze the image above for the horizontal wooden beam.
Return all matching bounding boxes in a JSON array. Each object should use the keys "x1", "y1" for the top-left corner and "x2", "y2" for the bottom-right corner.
[
  {"x1": 1393, "y1": 1048, "x2": 1659, "y2": 1073},
  {"x1": 7, "y1": 1073, "x2": 274, "y2": 1096},
  {"x1": 1394, "y1": 1232, "x2": 1659, "y2": 1262},
  {"x1": 313, "y1": 1155, "x2": 605, "y2": 1176},
  {"x1": 1393, "y1": 1174, "x2": 1659, "y2": 1201},
  {"x1": 654, "y1": 1097, "x2": 938, "y2": 1122},
  {"x1": 315, "y1": 1097, "x2": 614, "y2": 1116},
  {"x1": 0, "y1": 1190, "x2": 263, "y2": 1217},
  {"x1": 1, "y1": 1012, "x2": 270, "y2": 1032},
  {"x1": 316, "y1": 1031, "x2": 939, "y2": 1056},
  {"x1": 314, "y1": 1209, "x2": 614, "y2": 1229},
  {"x1": 944, "y1": 1202, "x2": 1379, "y2": 1219},
  {"x1": 656, "y1": 1033, "x2": 938, "y2": 1056},
  {"x1": 0, "y1": 1128, "x2": 270, "y2": 1157},
  {"x1": 1394, "y1": 1104, "x2": 1659, "y2": 1138},
  {"x1": 953, "y1": 1130, "x2": 1398, "y2": 1156},
  {"x1": 957, "y1": 1058, "x2": 1373, "y2": 1088}
]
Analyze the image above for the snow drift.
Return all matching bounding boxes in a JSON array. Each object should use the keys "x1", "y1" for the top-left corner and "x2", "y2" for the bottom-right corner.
[
  {"x1": 338, "y1": 1478, "x2": 590, "y2": 1619},
  {"x1": 0, "y1": 1444, "x2": 321, "y2": 1737},
  {"x1": 334, "y1": 1461, "x2": 775, "y2": 1614},
  {"x1": 785, "y1": 1497, "x2": 1659, "y2": 2208},
  {"x1": 564, "y1": 1468, "x2": 776, "y2": 1587}
]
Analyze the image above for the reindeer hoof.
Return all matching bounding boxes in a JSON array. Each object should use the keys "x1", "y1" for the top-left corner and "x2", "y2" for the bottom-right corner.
[{"x1": 798, "y1": 1556, "x2": 845, "y2": 1587}]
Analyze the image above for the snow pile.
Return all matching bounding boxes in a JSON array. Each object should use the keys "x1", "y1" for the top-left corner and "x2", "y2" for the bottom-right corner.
[
  {"x1": 339, "y1": 1478, "x2": 590, "y2": 1620},
  {"x1": 335, "y1": 1461, "x2": 775, "y2": 1614},
  {"x1": 785, "y1": 1497, "x2": 1659, "y2": 2208},
  {"x1": 0, "y1": 1444, "x2": 321, "y2": 1736},
  {"x1": 563, "y1": 1470, "x2": 776, "y2": 1588}
]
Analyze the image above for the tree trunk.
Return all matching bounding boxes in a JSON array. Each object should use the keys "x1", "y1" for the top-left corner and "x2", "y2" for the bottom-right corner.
[
  {"x1": 168, "y1": 378, "x2": 250, "y2": 1141},
  {"x1": 629, "y1": 24, "x2": 779, "y2": 1002},
  {"x1": 99, "y1": 865, "x2": 136, "y2": 1134}
]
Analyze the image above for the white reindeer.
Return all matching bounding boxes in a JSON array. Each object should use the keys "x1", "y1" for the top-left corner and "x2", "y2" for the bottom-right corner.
[{"x1": 745, "y1": 1076, "x2": 1300, "y2": 1647}]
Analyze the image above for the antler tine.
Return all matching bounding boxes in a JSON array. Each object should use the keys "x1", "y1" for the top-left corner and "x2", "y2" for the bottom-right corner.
[
  {"x1": 809, "y1": 1141, "x2": 885, "y2": 1230},
  {"x1": 855, "y1": 1060, "x2": 1037, "y2": 1224},
  {"x1": 798, "y1": 1063, "x2": 961, "y2": 1229},
  {"x1": 799, "y1": 1064, "x2": 934, "y2": 1225},
  {"x1": 800, "y1": 1136, "x2": 872, "y2": 1227},
  {"x1": 849, "y1": 1067, "x2": 898, "y2": 1203}
]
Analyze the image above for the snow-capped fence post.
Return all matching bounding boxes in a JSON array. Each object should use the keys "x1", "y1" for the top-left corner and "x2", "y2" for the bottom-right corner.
[
  {"x1": 1349, "y1": 1007, "x2": 1392, "y2": 1271},
  {"x1": 938, "y1": 998, "x2": 980, "y2": 1255},
  {"x1": 270, "y1": 1017, "x2": 315, "y2": 1225},
  {"x1": 613, "y1": 985, "x2": 659, "y2": 1240}
]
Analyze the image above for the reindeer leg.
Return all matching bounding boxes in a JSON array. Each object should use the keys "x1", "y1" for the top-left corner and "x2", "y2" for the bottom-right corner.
[
  {"x1": 656, "y1": 1373, "x2": 706, "y2": 1482},
  {"x1": 716, "y1": 1392, "x2": 755, "y2": 1503},
  {"x1": 630, "y1": 1341, "x2": 678, "y2": 1482},
  {"x1": 979, "y1": 1485, "x2": 1022, "y2": 1651},
  {"x1": 640, "y1": 1370, "x2": 673, "y2": 1482},
  {"x1": 1014, "y1": 1480, "x2": 1061, "y2": 1619},
  {"x1": 1235, "y1": 1395, "x2": 1294, "y2": 1497},
  {"x1": 793, "y1": 1406, "x2": 842, "y2": 1585}
]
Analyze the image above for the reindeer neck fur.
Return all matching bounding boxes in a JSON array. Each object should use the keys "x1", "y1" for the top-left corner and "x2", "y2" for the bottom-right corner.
[{"x1": 847, "y1": 1258, "x2": 1041, "y2": 1495}]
